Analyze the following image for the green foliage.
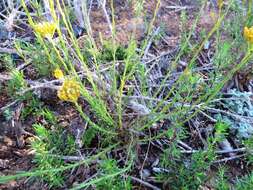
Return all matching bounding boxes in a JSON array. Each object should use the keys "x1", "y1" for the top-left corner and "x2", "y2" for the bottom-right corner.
[
  {"x1": 179, "y1": 11, "x2": 191, "y2": 55},
  {"x1": 214, "y1": 121, "x2": 230, "y2": 142},
  {"x1": 0, "y1": 54, "x2": 15, "y2": 71},
  {"x1": 7, "y1": 70, "x2": 26, "y2": 97},
  {"x1": 130, "y1": 0, "x2": 145, "y2": 16},
  {"x1": 215, "y1": 167, "x2": 230, "y2": 190},
  {"x1": 16, "y1": 40, "x2": 57, "y2": 77},
  {"x1": 33, "y1": 123, "x2": 50, "y2": 139},
  {"x1": 31, "y1": 48, "x2": 55, "y2": 77},
  {"x1": 98, "y1": 42, "x2": 127, "y2": 62},
  {"x1": 21, "y1": 97, "x2": 43, "y2": 120},
  {"x1": 178, "y1": 70, "x2": 203, "y2": 95},
  {"x1": 235, "y1": 172, "x2": 253, "y2": 190},
  {"x1": 157, "y1": 142, "x2": 216, "y2": 190},
  {"x1": 38, "y1": 108, "x2": 57, "y2": 125},
  {"x1": 61, "y1": 6, "x2": 76, "y2": 25},
  {"x1": 213, "y1": 42, "x2": 232, "y2": 68},
  {"x1": 82, "y1": 127, "x2": 96, "y2": 147},
  {"x1": 223, "y1": 3, "x2": 247, "y2": 55},
  {"x1": 30, "y1": 116, "x2": 77, "y2": 187},
  {"x1": 3, "y1": 109, "x2": 13, "y2": 121},
  {"x1": 243, "y1": 137, "x2": 253, "y2": 164},
  {"x1": 31, "y1": 124, "x2": 66, "y2": 187},
  {"x1": 29, "y1": 0, "x2": 44, "y2": 18},
  {"x1": 96, "y1": 159, "x2": 132, "y2": 190}
]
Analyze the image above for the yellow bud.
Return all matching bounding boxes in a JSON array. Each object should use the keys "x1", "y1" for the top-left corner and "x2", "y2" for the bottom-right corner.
[
  {"x1": 53, "y1": 69, "x2": 64, "y2": 79},
  {"x1": 244, "y1": 26, "x2": 253, "y2": 44}
]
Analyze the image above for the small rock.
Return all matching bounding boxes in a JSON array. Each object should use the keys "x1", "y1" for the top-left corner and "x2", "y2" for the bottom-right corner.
[
  {"x1": 0, "y1": 159, "x2": 9, "y2": 169},
  {"x1": 140, "y1": 169, "x2": 151, "y2": 179},
  {"x1": 151, "y1": 158, "x2": 160, "y2": 167}
]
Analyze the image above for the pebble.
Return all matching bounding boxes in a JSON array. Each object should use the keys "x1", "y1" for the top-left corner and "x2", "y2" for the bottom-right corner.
[{"x1": 140, "y1": 169, "x2": 151, "y2": 179}]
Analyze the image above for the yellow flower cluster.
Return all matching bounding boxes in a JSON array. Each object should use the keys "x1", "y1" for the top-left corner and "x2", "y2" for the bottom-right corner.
[
  {"x1": 53, "y1": 69, "x2": 64, "y2": 79},
  {"x1": 244, "y1": 26, "x2": 253, "y2": 44},
  {"x1": 33, "y1": 21, "x2": 57, "y2": 39},
  {"x1": 57, "y1": 79, "x2": 81, "y2": 102}
]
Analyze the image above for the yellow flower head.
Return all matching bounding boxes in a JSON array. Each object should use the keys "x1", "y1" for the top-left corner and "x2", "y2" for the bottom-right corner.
[
  {"x1": 244, "y1": 26, "x2": 253, "y2": 44},
  {"x1": 33, "y1": 21, "x2": 57, "y2": 39},
  {"x1": 57, "y1": 79, "x2": 80, "y2": 102},
  {"x1": 53, "y1": 69, "x2": 64, "y2": 79}
]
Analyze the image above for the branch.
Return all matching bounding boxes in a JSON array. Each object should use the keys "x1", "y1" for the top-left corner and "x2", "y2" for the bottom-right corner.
[{"x1": 124, "y1": 175, "x2": 161, "y2": 190}]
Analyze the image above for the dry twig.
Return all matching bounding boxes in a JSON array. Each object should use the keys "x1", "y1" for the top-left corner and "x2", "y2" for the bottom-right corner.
[{"x1": 123, "y1": 175, "x2": 161, "y2": 190}]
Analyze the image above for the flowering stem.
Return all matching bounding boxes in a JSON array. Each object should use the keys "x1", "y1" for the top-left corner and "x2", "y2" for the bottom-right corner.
[
  {"x1": 74, "y1": 102, "x2": 117, "y2": 135},
  {"x1": 48, "y1": 38, "x2": 70, "y2": 73}
]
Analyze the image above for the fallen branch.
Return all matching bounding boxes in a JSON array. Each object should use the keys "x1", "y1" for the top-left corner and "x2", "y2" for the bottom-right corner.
[
  {"x1": 0, "y1": 100, "x2": 19, "y2": 113},
  {"x1": 181, "y1": 147, "x2": 252, "y2": 155},
  {"x1": 124, "y1": 175, "x2": 161, "y2": 190},
  {"x1": 213, "y1": 154, "x2": 246, "y2": 163},
  {"x1": 19, "y1": 81, "x2": 60, "y2": 95},
  {"x1": 0, "y1": 47, "x2": 18, "y2": 54}
]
